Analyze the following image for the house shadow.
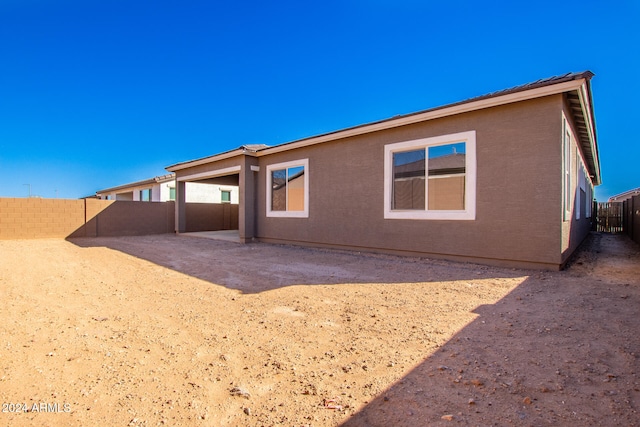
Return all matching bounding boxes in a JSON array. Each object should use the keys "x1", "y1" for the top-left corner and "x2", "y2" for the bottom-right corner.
[
  {"x1": 66, "y1": 233, "x2": 639, "y2": 424},
  {"x1": 67, "y1": 233, "x2": 529, "y2": 294},
  {"x1": 340, "y1": 234, "x2": 640, "y2": 426}
]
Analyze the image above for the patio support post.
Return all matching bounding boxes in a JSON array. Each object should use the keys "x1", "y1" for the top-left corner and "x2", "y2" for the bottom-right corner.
[
  {"x1": 239, "y1": 155, "x2": 258, "y2": 243},
  {"x1": 175, "y1": 179, "x2": 186, "y2": 233}
]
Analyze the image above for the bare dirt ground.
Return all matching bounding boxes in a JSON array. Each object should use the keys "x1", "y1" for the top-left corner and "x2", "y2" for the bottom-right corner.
[{"x1": 1, "y1": 232, "x2": 638, "y2": 426}]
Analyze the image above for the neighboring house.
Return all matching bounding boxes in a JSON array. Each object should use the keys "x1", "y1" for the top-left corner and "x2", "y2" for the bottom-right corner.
[
  {"x1": 96, "y1": 173, "x2": 239, "y2": 204},
  {"x1": 166, "y1": 71, "x2": 600, "y2": 270},
  {"x1": 608, "y1": 188, "x2": 640, "y2": 203}
]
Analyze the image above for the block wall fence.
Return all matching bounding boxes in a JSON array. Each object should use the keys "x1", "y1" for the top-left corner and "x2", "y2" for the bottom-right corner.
[{"x1": 0, "y1": 198, "x2": 175, "y2": 239}]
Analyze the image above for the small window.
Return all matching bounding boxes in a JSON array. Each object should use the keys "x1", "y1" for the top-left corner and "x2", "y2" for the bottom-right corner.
[
  {"x1": 384, "y1": 131, "x2": 476, "y2": 220},
  {"x1": 266, "y1": 159, "x2": 309, "y2": 218},
  {"x1": 140, "y1": 188, "x2": 152, "y2": 202},
  {"x1": 169, "y1": 187, "x2": 176, "y2": 201},
  {"x1": 221, "y1": 190, "x2": 231, "y2": 203}
]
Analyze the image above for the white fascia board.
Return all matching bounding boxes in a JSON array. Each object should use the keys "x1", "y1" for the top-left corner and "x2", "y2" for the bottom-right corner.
[
  {"x1": 177, "y1": 165, "x2": 241, "y2": 182},
  {"x1": 259, "y1": 80, "x2": 585, "y2": 156}
]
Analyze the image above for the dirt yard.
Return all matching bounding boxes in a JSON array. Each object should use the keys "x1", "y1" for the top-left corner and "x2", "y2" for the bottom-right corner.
[{"x1": 1, "y1": 232, "x2": 638, "y2": 426}]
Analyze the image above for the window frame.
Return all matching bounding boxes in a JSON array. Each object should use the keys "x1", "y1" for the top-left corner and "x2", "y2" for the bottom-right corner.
[
  {"x1": 384, "y1": 131, "x2": 476, "y2": 220},
  {"x1": 139, "y1": 188, "x2": 152, "y2": 202},
  {"x1": 266, "y1": 158, "x2": 309, "y2": 218},
  {"x1": 563, "y1": 116, "x2": 573, "y2": 222}
]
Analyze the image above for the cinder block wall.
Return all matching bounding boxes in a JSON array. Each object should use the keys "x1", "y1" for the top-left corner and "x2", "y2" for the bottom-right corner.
[
  {"x1": 0, "y1": 198, "x2": 175, "y2": 239},
  {"x1": 91, "y1": 200, "x2": 175, "y2": 237},
  {"x1": 185, "y1": 203, "x2": 239, "y2": 232},
  {"x1": 0, "y1": 198, "x2": 86, "y2": 239}
]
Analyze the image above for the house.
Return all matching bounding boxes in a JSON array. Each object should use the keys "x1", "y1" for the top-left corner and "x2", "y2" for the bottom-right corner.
[
  {"x1": 96, "y1": 173, "x2": 239, "y2": 204},
  {"x1": 166, "y1": 71, "x2": 600, "y2": 270},
  {"x1": 608, "y1": 188, "x2": 640, "y2": 203}
]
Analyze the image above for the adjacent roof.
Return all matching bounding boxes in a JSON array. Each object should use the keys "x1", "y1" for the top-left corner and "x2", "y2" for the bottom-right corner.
[
  {"x1": 166, "y1": 71, "x2": 600, "y2": 185},
  {"x1": 96, "y1": 173, "x2": 175, "y2": 195},
  {"x1": 608, "y1": 187, "x2": 640, "y2": 203}
]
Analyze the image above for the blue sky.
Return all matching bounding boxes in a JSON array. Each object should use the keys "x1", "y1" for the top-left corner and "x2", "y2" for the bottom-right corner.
[{"x1": 0, "y1": 0, "x2": 638, "y2": 200}]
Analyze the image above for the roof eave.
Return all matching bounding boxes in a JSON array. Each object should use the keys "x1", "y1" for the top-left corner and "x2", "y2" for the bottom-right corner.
[
  {"x1": 258, "y1": 79, "x2": 588, "y2": 157},
  {"x1": 566, "y1": 78, "x2": 601, "y2": 186},
  {"x1": 96, "y1": 178, "x2": 157, "y2": 195},
  {"x1": 580, "y1": 79, "x2": 601, "y2": 186},
  {"x1": 162, "y1": 72, "x2": 601, "y2": 182},
  {"x1": 96, "y1": 173, "x2": 177, "y2": 195},
  {"x1": 166, "y1": 147, "x2": 260, "y2": 172}
]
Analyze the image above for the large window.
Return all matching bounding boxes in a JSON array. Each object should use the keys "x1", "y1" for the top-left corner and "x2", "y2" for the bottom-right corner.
[
  {"x1": 266, "y1": 159, "x2": 309, "y2": 218},
  {"x1": 384, "y1": 131, "x2": 476, "y2": 220}
]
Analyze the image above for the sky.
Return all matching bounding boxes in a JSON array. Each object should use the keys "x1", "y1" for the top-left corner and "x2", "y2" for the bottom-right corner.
[{"x1": 0, "y1": 0, "x2": 638, "y2": 200}]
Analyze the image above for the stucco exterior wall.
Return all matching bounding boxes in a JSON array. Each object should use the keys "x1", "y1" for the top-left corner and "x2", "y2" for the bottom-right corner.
[
  {"x1": 560, "y1": 95, "x2": 595, "y2": 265},
  {"x1": 255, "y1": 95, "x2": 566, "y2": 268},
  {"x1": 101, "y1": 180, "x2": 239, "y2": 204}
]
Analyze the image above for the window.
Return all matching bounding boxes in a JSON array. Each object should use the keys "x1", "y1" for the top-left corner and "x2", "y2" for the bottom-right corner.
[
  {"x1": 169, "y1": 187, "x2": 176, "y2": 201},
  {"x1": 563, "y1": 118, "x2": 572, "y2": 221},
  {"x1": 140, "y1": 188, "x2": 151, "y2": 202},
  {"x1": 221, "y1": 190, "x2": 231, "y2": 203},
  {"x1": 266, "y1": 159, "x2": 309, "y2": 218},
  {"x1": 384, "y1": 131, "x2": 476, "y2": 220},
  {"x1": 586, "y1": 181, "x2": 593, "y2": 218}
]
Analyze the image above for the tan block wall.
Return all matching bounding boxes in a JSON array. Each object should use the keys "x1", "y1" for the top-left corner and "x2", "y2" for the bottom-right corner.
[
  {"x1": 0, "y1": 198, "x2": 175, "y2": 239},
  {"x1": 0, "y1": 198, "x2": 85, "y2": 239},
  {"x1": 185, "y1": 203, "x2": 239, "y2": 232}
]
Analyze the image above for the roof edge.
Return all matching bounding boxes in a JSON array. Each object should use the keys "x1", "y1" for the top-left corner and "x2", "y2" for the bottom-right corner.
[
  {"x1": 259, "y1": 75, "x2": 589, "y2": 156},
  {"x1": 166, "y1": 146, "x2": 263, "y2": 172},
  {"x1": 164, "y1": 72, "x2": 597, "y2": 173},
  {"x1": 96, "y1": 173, "x2": 176, "y2": 195}
]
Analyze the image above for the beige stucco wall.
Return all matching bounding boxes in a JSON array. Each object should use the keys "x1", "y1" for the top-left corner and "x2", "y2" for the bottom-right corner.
[{"x1": 254, "y1": 95, "x2": 567, "y2": 268}]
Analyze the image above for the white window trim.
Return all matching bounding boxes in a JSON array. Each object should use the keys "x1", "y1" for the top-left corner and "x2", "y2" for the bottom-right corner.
[
  {"x1": 586, "y1": 181, "x2": 593, "y2": 218},
  {"x1": 384, "y1": 130, "x2": 476, "y2": 220},
  {"x1": 266, "y1": 158, "x2": 309, "y2": 218},
  {"x1": 562, "y1": 116, "x2": 572, "y2": 222}
]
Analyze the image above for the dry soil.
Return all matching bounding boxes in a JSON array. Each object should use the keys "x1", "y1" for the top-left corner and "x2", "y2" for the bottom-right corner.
[{"x1": 0, "y1": 232, "x2": 638, "y2": 426}]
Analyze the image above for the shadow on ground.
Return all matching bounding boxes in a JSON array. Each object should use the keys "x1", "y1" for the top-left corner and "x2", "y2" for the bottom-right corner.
[
  {"x1": 67, "y1": 233, "x2": 640, "y2": 425},
  {"x1": 341, "y1": 233, "x2": 640, "y2": 426},
  {"x1": 68, "y1": 234, "x2": 526, "y2": 293}
]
